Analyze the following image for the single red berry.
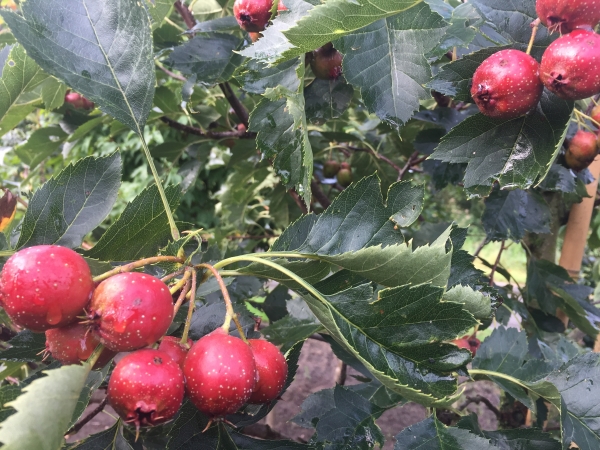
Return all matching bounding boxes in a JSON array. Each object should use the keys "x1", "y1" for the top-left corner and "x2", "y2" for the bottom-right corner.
[
  {"x1": 183, "y1": 328, "x2": 257, "y2": 418},
  {"x1": 234, "y1": 0, "x2": 273, "y2": 32},
  {"x1": 337, "y1": 168, "x2": 353, "y2": 187},
  {"x1": 590, "y1": 104, "x2": 600, "y2": 125},
  {"x1": 248, "y1": 339, "x2": 287, "y2": 404},
  {"x1": 158, "y1": 336, "x2": 193, "y2": 370},
  {"x1": 0, "y1": 245, "x2": 93, "y2": 332},
  {"x1": 470, "y1": 50, "x2": 543, "y2": 120},
  {"x1": 323, "y1": 160, "x2": 340, "y2": 178},
  {"x1": 340, "y1": 162, "x2": 350, "y2": 170},
  {"x1": 453, "y1": 335, "x2": 481, "y2": 356},
  {"x1": 540, "y1": 30, "x2": 600, "y2": 100},
  {"x1": 107, "y1": 349, "x2": 184, "y2": 432},
  {"x1": 565, "y1": 130, "x2": 599, "y2": 170},
  {"x1": 536, "y1": 0, "x2": 600, "y2": 34},
  {"x1": 45, "y1": 323, "x2": 116, "y2": 369},
  {"x1": 64, "y1": 92, "x2": 94, "y2": 110},
  {"x1": 87, "y1": 272, "x2": 174, "y2": 352},
  {"x1": 310, "y1": 43, "x2": 343, "y2": 80}
]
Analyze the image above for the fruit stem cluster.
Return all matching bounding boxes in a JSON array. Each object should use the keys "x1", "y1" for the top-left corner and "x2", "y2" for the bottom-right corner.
[
  {"x1": 92, "y1": 255, "x2": 185, "y2": 283},
  {"x1": 180, "y1": 269, "x2": 197, "y2": 345}
]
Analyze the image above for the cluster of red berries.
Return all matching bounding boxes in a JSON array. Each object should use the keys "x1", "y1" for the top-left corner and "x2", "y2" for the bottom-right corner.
[
  {"x1": 0, "y1": 245, "x2": 288, "y2": 431},
  {"x1": 323, "y1": 160, "x2": 353, "y2": 187},
  {"x1": 471, "y1": 0, "x2": 600, "y2": 120},
  {"x1": 233, "y1": 0, "x2": 343, "y2": 80}
]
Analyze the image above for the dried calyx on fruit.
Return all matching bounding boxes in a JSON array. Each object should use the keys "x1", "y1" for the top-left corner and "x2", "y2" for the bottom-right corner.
[
  {"x1": 310, "y1": 43, "x2": 343, "y2": 80},
  {"x1": 86, "y1": 272, "x2": 174, "y2": 352},
  {"x1": 0, "y1": 245, "x2": 94, "y2": 331},
  {"x1": 470, "y1": 49, "x2": 543, "y2": 120},
  {"x1": 45, "y1": 323, "x2": 116, "y2": 369},
  {"x1": 540, "y1": 29, "x2": 600, "y2": 100},
  {"x1": 107, "y1": 349, "x2": 184, "y2": 434},
  {"x1": 248, "y1": 339, "x2": 288, "y2": 404},
  {"x1": 536, "y1": 0, "x2": 600, "y2": 34},
  {"x1": 233, "y1": 0, "x2": 273, "y2": 32},
  {"x1": 183, "y1": 328, "x2": 257, "y2": 419},
  {"x1": 565, "y1": 130, "x2": 599, "y2": 171}
]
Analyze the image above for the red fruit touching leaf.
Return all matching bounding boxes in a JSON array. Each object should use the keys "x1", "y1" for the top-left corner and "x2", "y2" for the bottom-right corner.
[
  {"x1": 0, "y1": 245, "x2": 94, "y2": 332},
  {"x1": 540, "y1": 29, "x2": 600, "y2": 100},
  {"x1": 337, "y1": 168, "x2": 353, "y2": 187},
  {"x1": 310, "y1": 43, "x2": 343, "y2": 80},
  {"x1": 107, "y1": 349, "x2": 184, "y2": 432},
  {"x1": 536, "y1": 0, "x2": 600, "y2": 34},
  {"x1": 87, "y1": 272, "x2": 174, "y2": 352},
  {"x1": 45, "y1": 323, "x2": 116, "y2": 369},
  {"x1": 183, "y1": 328, "x2": 257, "y2": 418},
  {"x1": 64, "y1": 92, "x2": 94, "y2": 110},
  {"x1": 248, "y1": 339, "x2": 288, "y2": 404},
  {"x1": 565, "y1": 130, "x2": 599, "y2": 171},
  {"x1": 471, "y1": 49, "x2": 543, "y2": 120},
  {"x1": 158, "y1": 335, "x2": 193, "y2": 369},
  {"x1": 453, "y1": 335, "x2": 481, "y2": 356},
  {"x1": 233, "y1": 0, "x2": 273, "y2": 32}
]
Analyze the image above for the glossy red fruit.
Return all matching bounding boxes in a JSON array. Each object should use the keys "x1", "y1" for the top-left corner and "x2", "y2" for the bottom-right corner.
[
  {"x1": 158, "y1": 336, "x2": 193, "y2": 369},
  {"x1": 323, "y1": 160, "x2": 340, "y2": 178},
  {"x1": 565, "y1": 130, "x2": 599, "y2": 170},
  {"x1": 0, "y1": 245, "x2": 93, "y2": 332},
  {"x1": 590, "y1": 104, "x2": 600, "y2": 125},
  {"x1": 183, "y1": 328, "x2": 257, "y2": 418},
  {"x1": 310, "y1": 43, "x2": 343, "y2": 80},
  {"x1": 337, "y1": 167, "x2": 353, "y2": 187},
  {"x1": 107, "y1": 349, "x2": 184, "y2": 430},
  {"x1": 536, "y1": 0, "x2": 600, "y2": 34},
  {"x1": 248, "y1": 339, "x2": 287, "y2": 404},
  {"x1": 87, "y1": 272, "x2": 174, "y2": 352},
  {"x1": 64, "y1": 92, "x2": 94, "y2": 110},
  {"x1": 470, "y1": 49, "x2": 543, "y2": 120},
  {"x1": 540, "y1": 30, "x2": 600, "y2": 100},
  {"x1": 45, "y1": 323, "x2": 116, "y2": 369},
  {"x1": 234, "y1": 0, "x2": 273, "y2": 32}
]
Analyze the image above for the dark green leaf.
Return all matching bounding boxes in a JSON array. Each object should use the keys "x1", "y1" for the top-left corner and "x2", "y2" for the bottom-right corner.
[
  {"x1": 262, "y1": 284, "x2": 291, "y2": 322},
  {"x1": 0, "y1": 330, "x2": 46, "y2": 362},
  {"x1": 40, "y1": 77, "x2": 68, "y2": 110},
  {"x1": 430, "y1": 92, "x2": 573, "y2": 196},
  {"x1": 17, "y1": 152, "x2": 121, "y2": 249},
  {"x1": 2, "y1": 0, "x2": 156, "y2": 133},
  {"x1": 67, "y1": 421, "x2": 137, "y2": 450},
  {"x1": 13, "y1": 126, "x2": 68, "y2": 170},
  {"x1": 482, "y1": 189, "x2": 551, "y2": 241},
  {"x1": 304, "y1": 78, "x2": 353, "y2": 125},
  {"x1": 165, "y1": 33, "x2": 244, "y2": 86},
  {"x1": 69, "y1": 366, "x2": 110, "y2": 429},
  {"x1": 262, "y1": 316, "x2": 322, "y2": 352},
  {"x1": 85, "y1": 184, "x2": 181, "y2": 261},
  {"x1": 336, "y1": 3, "x2": 446, "y2": 128},
  {"x1": 537, "y1": 165, "x2": 578, "y2": 193},
  {"x1": 237, "y1": 58, "x2": 301, "y2": 95},
  {"x1": 188, "y1": 17, "x2": 240, "y2": 33}
]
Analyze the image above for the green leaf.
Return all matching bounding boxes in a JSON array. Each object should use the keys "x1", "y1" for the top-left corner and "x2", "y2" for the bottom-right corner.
[
  {"x1": 145, "y1": 0, "x2": 173, "y2": 29},
  {"x1": 262, "y1": 316, "x2": 322, "y2": 352},
  {"x1": 430, "y1": 92, "x2": 573, "y2": 197},
  {"x1": 0, "y1": 364, "x2": 90, "y2": 450},
  {"x1": 17, "y1": 152, "x2": 122, "y2": 249},
  {"x1": 304, "y1": 78, "x2": 353, "y2": 125},
  {"x1": 68, "y1": 366, "x2": 110, "y2": 429},
  {"x1": 292, "y1": 385, "x2": 385, "y2": 449},
  {"x1": 0, "y1": 330, "x2": 46, "y2": 362},
  {"x1": 481, "y1": 188, "x2": 551, "y2": 241},
  {"x1": 393, "y1": 416, "x2": 497, "y2": 449},
  {"x1": 0, "y1": 385, "x2": 20, "y2": 422},
  {"x1": 165, "y1": 33, "x2": 245, "y2": 86},
  {"x1": 443, "y1": 285, "x2": 495, "y2": 320},
  {"x1": 13, "y1": 126, "x2": 68, "y2": 170},
  {"x1": 2, "y1": 0, "x2": 156, "y2": 133},
  {"x1": 335, "y1": 3, "x2": 446, "y2": 128},
  {"x1": 66, "y1": 421, "x2": 136, "y2": 450},
  {"x1": 237, "y1": 58, "x2": 302, "y2": 95},
  {"x1": 84, "y1": 184, "x2": 181, "y2": 261},
  {"x1": 40, "y1": 77, "x2": 68, "y2": 110},
  {"x1": 0, "y1": 44, "x2": 46, "y2": 137}
]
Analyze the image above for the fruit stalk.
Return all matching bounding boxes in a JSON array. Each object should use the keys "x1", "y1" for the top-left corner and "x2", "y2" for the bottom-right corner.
[
  {"x1": 169, "y1": 269, "x2": 192, "y2": 295},
  {"x1": 574, "y1": 108, "x2": 600, "y2": 128},
  {"x1": 92, "y1": 255, "x2": 185, "y2": 283},
  {"x1": 173, "y1": 270, "x2": 193, "y2": 316},
  {"x1": 195, "y1": 263, "x2": 247, "y2": 342},
  {"x1": 180, "y1": 269, "x2": 197, "y2": 345},
  {"x1": 85, "y1": 343, "x2": 105, "y2": 368},
  {"x1": 526, "y1": 18, "x2": 541, "y2": 55}
]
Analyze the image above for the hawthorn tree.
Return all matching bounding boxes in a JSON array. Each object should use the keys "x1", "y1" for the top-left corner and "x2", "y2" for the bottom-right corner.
[{"x1": 0, "y1": 0, "x2": 598, "y2": 449}]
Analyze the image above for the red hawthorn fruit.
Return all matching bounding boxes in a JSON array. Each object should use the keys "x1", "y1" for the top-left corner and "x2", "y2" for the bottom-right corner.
[
  {"x1": 87, "y1": 272, "x2": 174, "y2": 352},
  {"x1": 64, "y1": 92, "x2": 94, "y2": 110},
  {"x1": 536, "y1": 0, "x2": 600, "y2": 34},
  {"x1": 540, "y1": 29, "x2": 600, "y2": 100},
  {"x1": 107, "y1": 349, "x2": 184, "y2": 431},
  {"x1": 158, "y1": 336, "x2": 193, "y2": 370},
  {"x1": 248, "y1": 339, "x2": 288, "y2": 404},
  {"x1": 565, "y1": 130, "x2": 599, "y2": 170},
  {"x1": 0, "y1": 245, "x2": 93, "y2": 332},
  {"x1": 591, "y1": 104, "x2": 600, "y2": 125},
  {"x1": 183, "y1": 328, "x2": 257, "y2": 418},
  {"x1": 453, "y1": 336, "x2": 481, "y2": 356},
  {"x1": 470, "y1": 49, "x2": 543, "y2": 120},
  {"x1": 45, "y1": 323, "x2": 116, "y2": 369},
  {"x1": 310, "y1": 43, "x2": 343, "y2": 80},
  {"x1": 234, "y1": 0, "x2": 273, "y2": 32},
  {"x1": 323, "y1": 160, "x2": 340, "y2": 178}
]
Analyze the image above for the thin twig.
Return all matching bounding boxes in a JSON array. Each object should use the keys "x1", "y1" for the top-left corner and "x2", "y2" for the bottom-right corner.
[
  {"x1": 336, "y1": 361, "x2": 347, "y2": 386},
  {"x1": 157, "y1": 63, "x2": 186, "y2": 82},
  {"x1": 174, "y1": 0, "x2": 196, "y2": 29},
  {"x1": 289, "y1": 189, "x2": 308, "y2": 214},
  {"x1": 344, "y1": 145, "x2": 402, "y2": 173},
  {"x1": 219, "y1": 82, "x2": 250, "y2": 128},
  {"x1": 399, "y1": 151, "x2": 428, "y2": 181},
  {"x1": 473, "y1": 239, "x2": 488, "y2": 258},
  {"x1": 310, "y1": 180, "x2": 331, "y2": 209},
  {"x1": 66, "y1": 398, "x2": 108, "y2": 436},
  {"x1": 489, "y1": 240, "x2": 506, "y2": 286},
  {"x1": 458, "y1": 395, "x2": 501, "y2": 419},
  {"x1": 160, "y1": 116, "x2": 256, "y2": 139}
]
